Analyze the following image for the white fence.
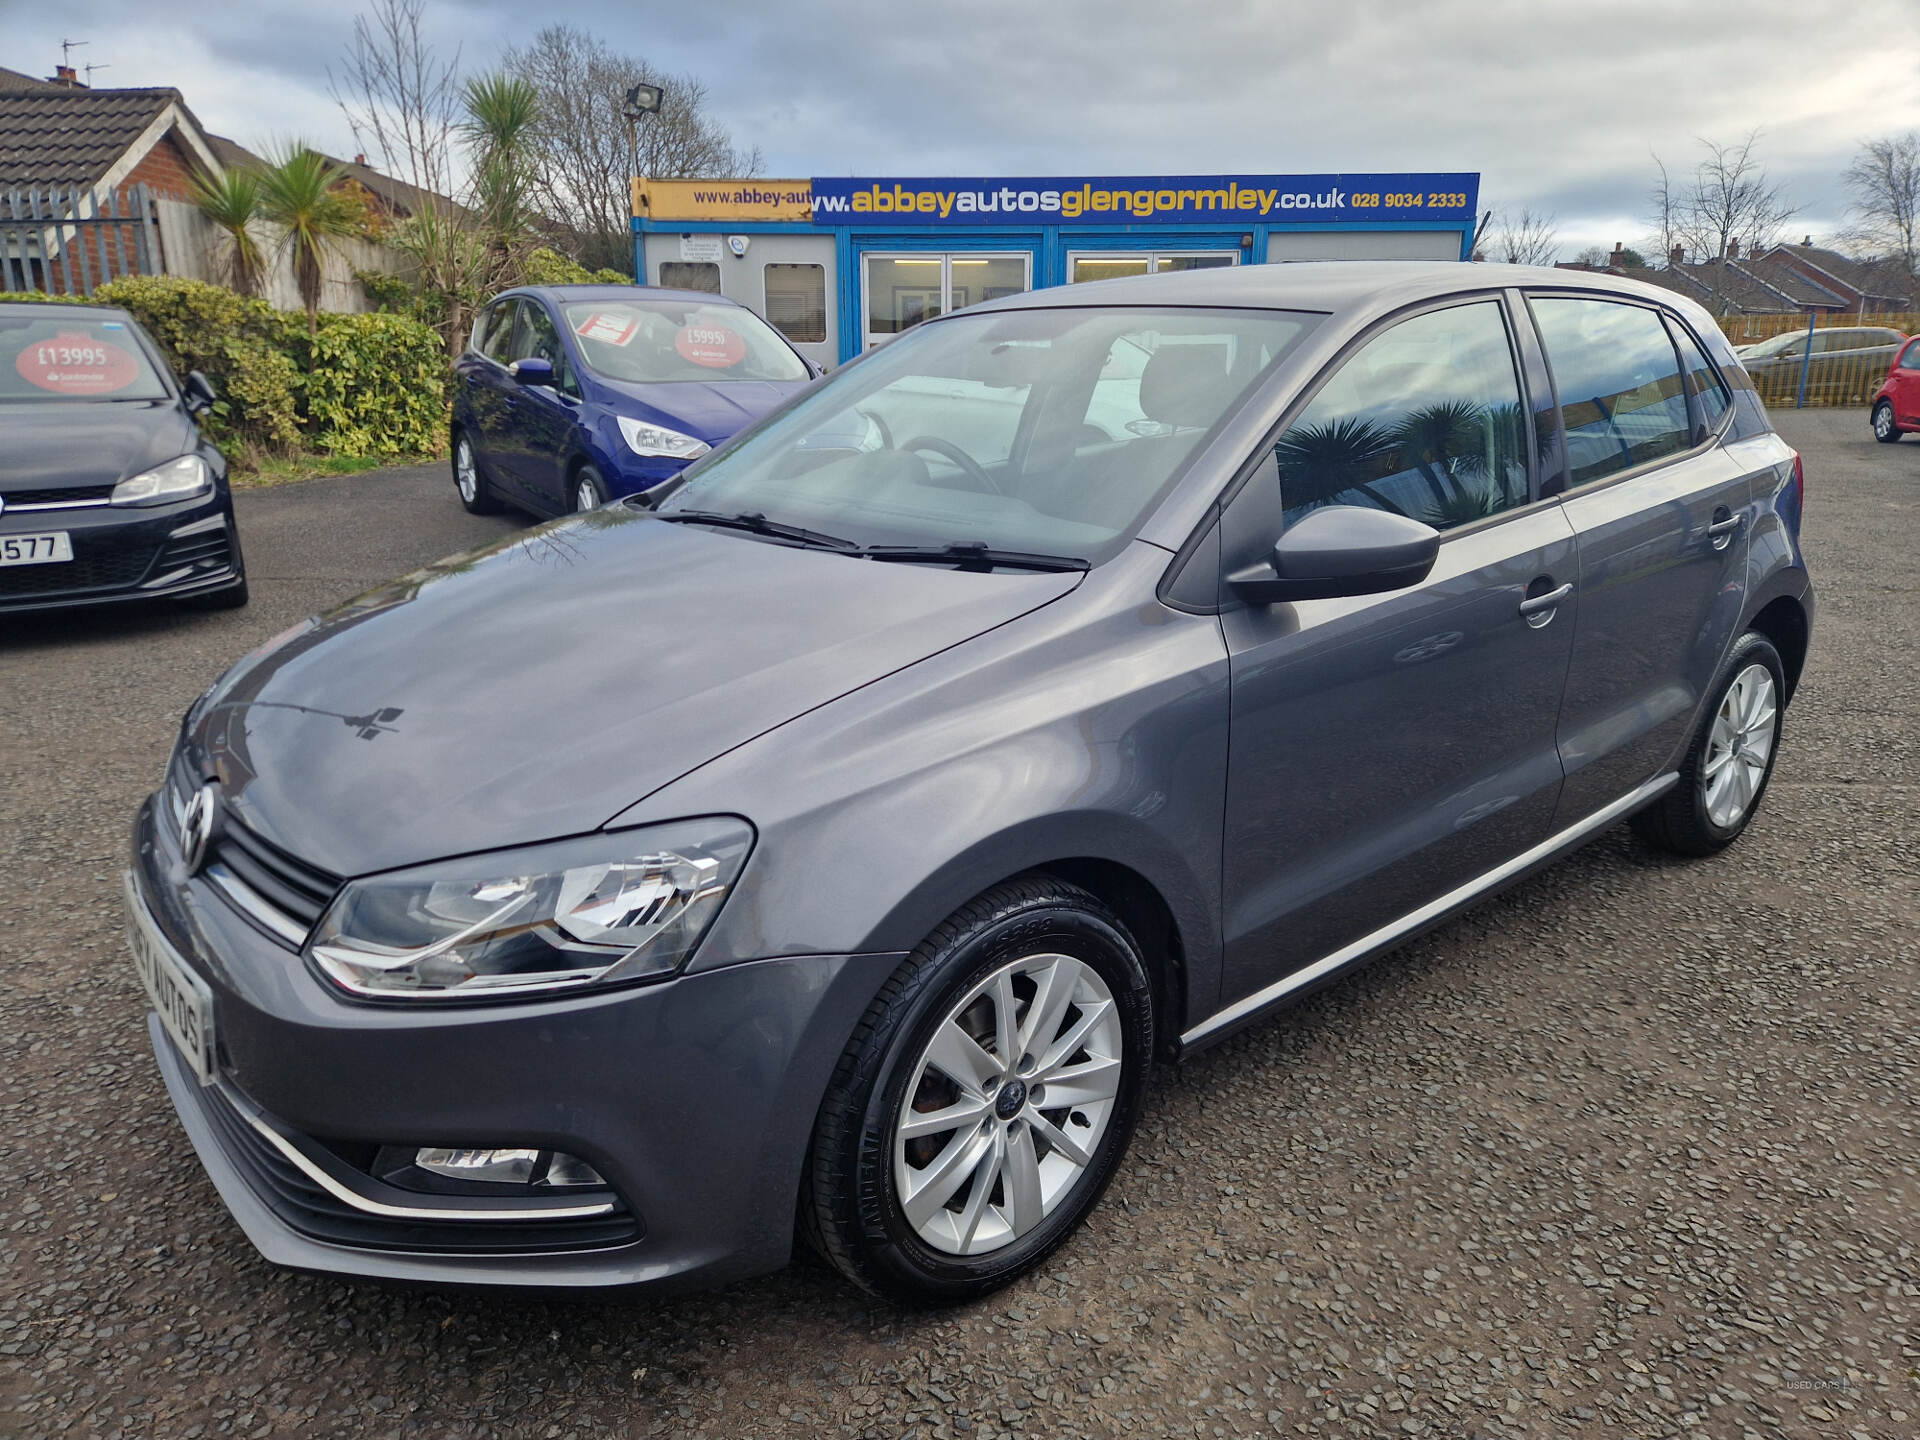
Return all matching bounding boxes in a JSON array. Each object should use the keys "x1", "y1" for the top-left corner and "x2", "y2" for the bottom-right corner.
[
  {"x1": 0, "y1": 183, "x2": 411, "y2": 313},
  {"x1": 153, "y1": 199, "x2": 410, "y2": 314}
]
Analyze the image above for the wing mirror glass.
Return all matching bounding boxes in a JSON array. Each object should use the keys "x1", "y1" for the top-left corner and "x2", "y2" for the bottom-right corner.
[
  {"x1": 1228, "y1": 505, "x2": 1441, "y2": 603},
  {"x1": 182, "y1": 369, "x2": 217, "y2": 415}
]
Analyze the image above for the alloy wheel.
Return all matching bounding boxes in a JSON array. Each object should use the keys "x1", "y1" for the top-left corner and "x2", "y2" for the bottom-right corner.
[
  {"x1": 1702, "y1": 663, "x2": 1778, "y2": 828},
  {"x1": 892, "y1": 952, "x2": 1123, "y2": 1257},
  {"x1": 456, "y1": 440, "x2": 478, "y2": 502},
  {"x1": 576, "y1": 478, "x2": 598, "y2": 512},
  {"x1": 1874, "y1": 403, "x2": 1895, "y2": 440}
]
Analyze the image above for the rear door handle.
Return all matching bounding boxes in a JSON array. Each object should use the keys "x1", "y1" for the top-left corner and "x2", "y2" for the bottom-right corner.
[
  {"x1": 1518, "y1": 581, "x2": 1574, "y2": 618},
  {"x1": 1706, "y1": 514, "x2": 1741, "y2": 537}
]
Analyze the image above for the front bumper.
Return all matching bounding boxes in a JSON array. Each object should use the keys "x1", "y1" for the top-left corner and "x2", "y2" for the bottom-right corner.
[
  {"x1": 131, "y1": 794, "x2": 901, "y2": 1290},
  {"x1": 0, "y1": 491, "x2": 243, "y2": 614}
]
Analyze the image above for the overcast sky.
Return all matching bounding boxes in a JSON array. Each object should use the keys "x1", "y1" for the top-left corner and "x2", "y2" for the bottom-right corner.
[{"x1": 9, "y1": 0, "x2": 1918, "y2": 260}]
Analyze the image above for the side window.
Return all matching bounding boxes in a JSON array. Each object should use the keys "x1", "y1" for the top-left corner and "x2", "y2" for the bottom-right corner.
[
  {"x1": 475, "y1": 300, "x2": 518, "y2": 362},
  {"x1": 659, "y1": 261, "x2": 721, "y2": 294},
  {"x1": 516, "y1": 302, "x2": 578, "y2": 395},
  {"x1": 1668, "y1": 320, "x2": 1731, "y2": 436},
  {"x1": 1532, "y1": 298, "x2": 1690, "y2": 488},
  {"x1": 764, "y1": 263, "x2": 826, "y2": 344},
  {"x1": 1274, "y1": 301, "x2": 1529, "y2": 531},
  {"x1": 1901, "y1": 340, "x2": 1920, "y2": 372}
]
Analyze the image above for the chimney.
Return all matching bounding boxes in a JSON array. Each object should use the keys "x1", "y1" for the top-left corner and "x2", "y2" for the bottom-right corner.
[
  {"x1": 53, "y1": 64, "x2": 80, "y2": 86},
  {"x1": 1725, "y1": 236, "x2": 1740, "y2": 260},
  {"x1": 1802, "y1": 235, "x2": 1812, "y2": 246},
  {"x1": 1669, "y1": 244, "x2": 1684, "y2": 268},
  {"x1": 354, "y1": 153, "x2": 367, "y2": 166},
  {"x1": 1608, "y1": 243, "x2": 1626, "y2": 270}
]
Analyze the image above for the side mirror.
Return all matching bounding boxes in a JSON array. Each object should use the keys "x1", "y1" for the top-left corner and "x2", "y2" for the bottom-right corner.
[
  {"x1": 1228, "y1": 505, "x2": 1440, "y2": 604},
  {"x1": 182, "y1": 369, "x2": 217, "y2": 415},
  {"x1": 509, "y1": 357, "x2": 556, "y2": 387}
]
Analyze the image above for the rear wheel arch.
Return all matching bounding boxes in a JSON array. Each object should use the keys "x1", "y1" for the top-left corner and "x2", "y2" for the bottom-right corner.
[{"x1": 1748, "y1": 594, "x2": 1809, "y2": 702}]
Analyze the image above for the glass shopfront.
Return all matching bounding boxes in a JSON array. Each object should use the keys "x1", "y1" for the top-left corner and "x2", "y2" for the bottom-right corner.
[
  {"x1": 862, "y1": 253, "x2": 1031, "y2": 350},
  {"x1": 1067, "y1": 252, "x2": 1237, "y2": 283}
]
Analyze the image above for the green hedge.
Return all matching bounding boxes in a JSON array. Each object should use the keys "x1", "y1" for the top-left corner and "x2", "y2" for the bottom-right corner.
[{"x1": 0, "y1": 276, "x2": 446, "y2": 460}]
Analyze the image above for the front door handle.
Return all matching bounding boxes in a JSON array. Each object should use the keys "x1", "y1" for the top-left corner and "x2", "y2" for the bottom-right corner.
[{"x1": 1518, "y1": 581, "x2": 1574, "y2": 620}]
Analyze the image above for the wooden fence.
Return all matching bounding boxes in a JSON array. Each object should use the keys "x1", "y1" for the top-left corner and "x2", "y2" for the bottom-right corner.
[
  {"x1": 1706, "y1": 311, "x2": 1917, "y2": 409},
  {"x1": 0, "y1": 184, "x2": 164, "y2": 294}
]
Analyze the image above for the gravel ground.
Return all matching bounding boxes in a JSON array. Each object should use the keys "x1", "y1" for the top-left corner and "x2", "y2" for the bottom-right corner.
[{"x1": 2, "y1": 416, "x2": 1914, "y2": 1440}]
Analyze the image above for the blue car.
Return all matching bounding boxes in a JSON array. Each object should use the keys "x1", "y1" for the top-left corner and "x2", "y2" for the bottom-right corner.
[{"x1": 450, "y1": 285, "x2": 816, "y2": 517}]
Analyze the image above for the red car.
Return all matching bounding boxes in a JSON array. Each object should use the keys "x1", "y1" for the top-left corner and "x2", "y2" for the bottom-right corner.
[{"x1": 1871, "y1": 335, "x2": 1920, "y2": 441}]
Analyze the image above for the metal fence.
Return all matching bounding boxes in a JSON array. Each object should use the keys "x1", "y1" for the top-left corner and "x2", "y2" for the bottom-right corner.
[
  {"x1": 0, "y1": 184, "x2": 164, "y2": 295},
  {"x1": 1709, "y1": 310, "x2": 1917, "y2": 410}
]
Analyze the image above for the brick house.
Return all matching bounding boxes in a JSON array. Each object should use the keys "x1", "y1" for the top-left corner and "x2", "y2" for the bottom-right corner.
[
  {"x1": 1559, "y1": 237, "x2": 1915, "y2": 318},
  {"x1": 0, "y1": 64, "x2": 223, "y2": 205}
]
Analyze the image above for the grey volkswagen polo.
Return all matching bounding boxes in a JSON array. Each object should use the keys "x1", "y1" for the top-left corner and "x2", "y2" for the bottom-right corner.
[{"x1": 127, "y1": 263, "x2": 1812, "y2": 1304}]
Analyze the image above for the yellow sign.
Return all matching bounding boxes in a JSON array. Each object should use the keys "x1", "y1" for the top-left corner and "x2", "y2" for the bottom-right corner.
[{"x1": 632, "y1": 177, "x2": 814, "y2": 222}]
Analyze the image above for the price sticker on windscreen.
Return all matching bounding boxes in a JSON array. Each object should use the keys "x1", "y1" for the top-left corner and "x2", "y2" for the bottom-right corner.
[
  {"x1": 675, "y1": 323, "x2": 745, "y2": 369},
  {"x1": 15, "y1": 331, "x2": 141, "y2": 395},
  {"x1": 574, "y1": 310, "x2": 639, "y2": 347}
]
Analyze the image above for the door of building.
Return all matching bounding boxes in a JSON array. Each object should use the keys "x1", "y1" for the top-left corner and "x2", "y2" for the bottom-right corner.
[{"x1": 861, "y1": 252, "x2": 1031, "y2": 351}]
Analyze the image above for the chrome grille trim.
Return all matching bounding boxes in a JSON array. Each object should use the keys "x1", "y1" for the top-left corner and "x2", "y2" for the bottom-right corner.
[{"x1": 204, "y1": 861, "x2": 313, "y2": 946}]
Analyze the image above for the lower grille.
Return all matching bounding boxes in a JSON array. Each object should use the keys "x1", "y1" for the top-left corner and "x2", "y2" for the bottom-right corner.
[
  {"x1": 154, "y1": 529, "x2": 233, "y2": 573},
  {"x1": 0, "y1": 534, "x2": 156, "y2": 597},
  {"x1": 193, "y1": 1081, "x2": 643, "y2": 1255}
]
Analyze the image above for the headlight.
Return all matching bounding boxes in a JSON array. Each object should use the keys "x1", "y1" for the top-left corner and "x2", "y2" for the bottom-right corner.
[
  {"x1": 617, "y1": 415, "x2": 710, "y2": 459},
  {"x1": 112, "y1": 454, "x2": 212, "y2": 506},
  {"x1": 307, "y1": 818, "x2": 753, "y2": 1001}
]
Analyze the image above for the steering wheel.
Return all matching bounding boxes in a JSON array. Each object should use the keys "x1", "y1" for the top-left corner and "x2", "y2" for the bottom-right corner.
[
  {"x1": 901, "y1": 435, "x2": 1001, "y2": 494},
  {"x1": 857, "y1": 407, "x2": 895, "y2": 449}
]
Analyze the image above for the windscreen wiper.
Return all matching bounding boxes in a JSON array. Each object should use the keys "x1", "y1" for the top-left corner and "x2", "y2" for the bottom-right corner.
[
  {"x1": 860, "y1": 540, "x2": 1090, "y2": 573},
  {"x1": 653, "y1": 509, "x2": 858, "y2": 550}
]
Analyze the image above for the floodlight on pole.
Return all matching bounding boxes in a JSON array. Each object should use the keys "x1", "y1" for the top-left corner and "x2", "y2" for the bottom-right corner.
[{"x1": 623, "y1": 84, "x2": 665, "y2": 232}]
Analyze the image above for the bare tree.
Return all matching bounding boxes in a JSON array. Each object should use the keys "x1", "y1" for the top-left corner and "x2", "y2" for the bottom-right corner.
[
  {"x1": 1841, "y1": 132, "x2": 1920, "y2": 276},
  {"x1": 1649, "y1": 132, "x2": 1802, "y2": 311},
  {"x1": 505, "y1": 26, "x2": 763, "y2": 271},
  {"x1": 1572, "y1": 246, "x2": 1609, "y2": 269},
  {"x1": 1647, "y1": 150, "x2": 1679, "y2": 266},
  {"x1": 329, "y1": 0, "x2": 461, "y2": 202},
  {"x1": 1490, "y1": 207, "x2": 1561, "y2": 266}
]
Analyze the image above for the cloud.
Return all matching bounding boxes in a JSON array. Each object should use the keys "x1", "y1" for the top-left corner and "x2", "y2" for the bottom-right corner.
[{"x1": 11, "y1": 0, "x2": 1920, "y2": 257}]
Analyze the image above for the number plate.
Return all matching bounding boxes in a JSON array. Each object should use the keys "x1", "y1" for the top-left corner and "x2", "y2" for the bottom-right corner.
[
  {"x1": 0, "y1": 532, "x2": 73, "y2": 566},
  {"x1": 123, "y1": 872, "x2": 217, "y2": 1085}
]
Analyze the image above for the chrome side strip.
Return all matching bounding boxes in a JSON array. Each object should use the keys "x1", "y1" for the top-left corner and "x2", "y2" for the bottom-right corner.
[
  {"x1": 1179, "y1": 773, "x2": 1679, "y2": 1048},
  {"x1": 220, "y1": 1086, "x2": 618, "y2": 1223}
]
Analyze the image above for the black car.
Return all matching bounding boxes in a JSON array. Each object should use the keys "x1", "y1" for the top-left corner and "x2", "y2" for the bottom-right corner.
[{"x1": 1, "y1": 302, "x2": 246, "y2": 614}]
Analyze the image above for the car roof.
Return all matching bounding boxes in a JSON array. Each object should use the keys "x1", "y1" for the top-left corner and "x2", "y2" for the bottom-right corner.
[
  {"x1": 506, "y1": 284, "x2": 741, "y2": 307},
  {"x1": 965, "y1": 260, "x2": 1722, "y2": 331},
  {"x1": 0, "y1": 299, "x2": 138, "y2": 321}
]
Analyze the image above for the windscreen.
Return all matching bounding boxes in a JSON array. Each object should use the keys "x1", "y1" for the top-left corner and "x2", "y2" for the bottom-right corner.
[
  {"x1": 562, "y1": 299, "x2": 809, "y2": 384},
  {"x1": 655, "y1": 305, "x2": 1313, "y2": 563},
  {"x1": 0, "y1": 313, "x2": 168, "y2": 401}
]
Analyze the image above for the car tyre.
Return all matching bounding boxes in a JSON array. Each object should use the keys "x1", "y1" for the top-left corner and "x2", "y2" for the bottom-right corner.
[
  {"x1": 1631, "y1": 630, "x2": 1786, "y2": 857},
  {"x1": 1872, "y1": 400, "x2": 1901, "y2": 443},
  {"x1": 572, "y1": 463, "x2": 609, "y2": 513},
  {"x1": 801, "y1": 876, "x2": 1154, "y2": 1305},
  {"x1": 453, "y1": 431, "x2": 503, "y2": 514}
]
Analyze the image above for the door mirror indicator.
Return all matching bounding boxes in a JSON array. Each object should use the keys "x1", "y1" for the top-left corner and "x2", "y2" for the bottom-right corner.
[
  {"x1": 509, "y1": 357, "x2": 557, "y2": 387},
  {"x1": 1228, "y1": 506, "x2": 1441, "y2": 604}
]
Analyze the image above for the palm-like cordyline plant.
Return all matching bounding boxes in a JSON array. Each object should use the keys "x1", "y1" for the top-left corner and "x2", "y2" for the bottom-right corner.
[
  {"x1": 460, "y1": 73, "x2": 542, "y2": 250},
  {"x1": 1389, "y1": 400, "x2": 1489, "y2": 506},
  {"x1": 257, "y1": 146, "x2": 364, "y2": 330},
  {"x1": 1273, "y1": 415, "x2": 1402, "y2": 513},
  {"x1": 190, "y1": 167, "x2": 267, "y2": 297}
]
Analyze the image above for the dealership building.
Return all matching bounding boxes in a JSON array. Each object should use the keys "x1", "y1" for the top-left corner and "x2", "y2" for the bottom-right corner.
[{"x1": 630, "y1": 172, "x2": 1481, "y2": 368}]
